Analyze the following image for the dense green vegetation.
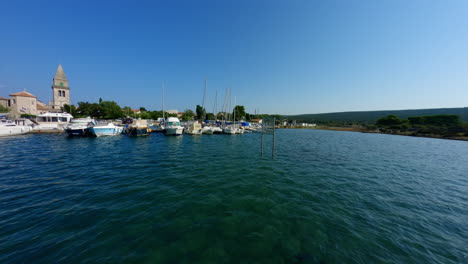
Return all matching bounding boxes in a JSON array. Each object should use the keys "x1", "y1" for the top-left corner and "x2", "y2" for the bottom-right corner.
[
  {"x1": 0, "y1": 105, "x2": 9, "y2": 113},
  {"x1": 286, "y1": 107, "x2": 468, "y2": 124},
  {"x1": 375, "y1": 114, "x2": 467, "y2": 137},
  {"x1": 64, "y1": 99, "x2": 281, "y2": 122}
]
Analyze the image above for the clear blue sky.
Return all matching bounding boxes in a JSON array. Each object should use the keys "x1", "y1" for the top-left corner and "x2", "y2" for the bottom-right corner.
[{"x1": 1, "y1": 0, "x2": 467, "y2": 115}]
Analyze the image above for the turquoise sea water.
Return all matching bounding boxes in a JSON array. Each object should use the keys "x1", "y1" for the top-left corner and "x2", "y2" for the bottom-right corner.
[{"x1": 0, "y1": 130, "x2": 467, "y2": 263}]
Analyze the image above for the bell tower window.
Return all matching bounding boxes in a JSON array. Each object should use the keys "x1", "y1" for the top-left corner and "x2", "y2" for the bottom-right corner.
[{"x1": 62, "y1": 91, "x2": 66, "y2": 97}]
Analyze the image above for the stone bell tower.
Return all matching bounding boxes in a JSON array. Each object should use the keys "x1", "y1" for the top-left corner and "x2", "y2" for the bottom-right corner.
[{"x1": 51, "y1": 64, "x2": 70, "y2": 110}]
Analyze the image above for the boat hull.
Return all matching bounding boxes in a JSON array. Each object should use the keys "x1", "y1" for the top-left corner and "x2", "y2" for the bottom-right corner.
[
  {"x1": 223, "y1": 128, "x2": 237, "y2": 134},
  {"x1": 65, "y1": 128, "x2": 91, "y2": 137},
  {"x1": 201, "y1": 127, "x2": 214, "y2": 134},
  {"x1": 89, "y1": 127, "x2": 123, "y2": 137},
  {"x1": 211, "y1": 127, "x2": 223, "y2": 134},
  {"x1": 128, "y1": 127, "x2": 150, "y2": 136},
  {"x1": 185, "y1": 129, "x2": 202, "y2": 135},
  {"x1": 165, "y1": 127, "x2": 184, "y2": 136},
  {"x1": 150, "y1": 125, "x2": 165, "y2": 133},
  {"x1": 0, "y1": 126, "x2": 32, "y2": 137}
]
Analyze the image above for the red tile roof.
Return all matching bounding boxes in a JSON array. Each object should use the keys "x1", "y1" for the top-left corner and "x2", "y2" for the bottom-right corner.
[
  {"x1": 9, "y1": 91, "x2": 36, "y2": 98},
  {"x1": 37, "y1": 104, "x2": 49, "y2": 110},
  {"x1": 0, "y1": 97, "x2": 7, "y2": 100}
]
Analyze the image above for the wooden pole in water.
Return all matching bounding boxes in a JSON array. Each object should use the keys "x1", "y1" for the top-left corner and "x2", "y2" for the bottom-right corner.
[
  {"x1": 261, "y1": 133, "x2": 264, "y2": 156},
  {"x1": 272, "y1": 117, "x2": 275, "y2": 159}
]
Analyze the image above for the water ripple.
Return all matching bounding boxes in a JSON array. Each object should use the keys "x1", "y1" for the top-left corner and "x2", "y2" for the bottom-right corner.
[{"x1": 0, "y1": 131, "x2": 467, "y2": 263}]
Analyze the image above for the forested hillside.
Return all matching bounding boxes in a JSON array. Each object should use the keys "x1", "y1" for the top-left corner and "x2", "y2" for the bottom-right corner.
[{"x1": 286, "y1": 107, "x2": 468, "y2": 124}]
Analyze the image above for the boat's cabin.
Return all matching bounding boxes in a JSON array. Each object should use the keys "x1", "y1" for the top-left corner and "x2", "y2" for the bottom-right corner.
[
  {"x1": 70, "y1": 117, "x2": 94, "y2": 124},
  {"x1": 0, "y1": 119, "x2": 14, "y2": 126},
  {"x1": 0, "y1": 119, "x2": 28, "y2": 126},
  {"x1": 36, "y1": 113, "x2": 73, "y2": 123},
  {"x1": 167, "y1": 121, "x2": 181, "y2": 126},
  {"x1": 166, "y1": 117, "x2": 181, "y2": 127}
]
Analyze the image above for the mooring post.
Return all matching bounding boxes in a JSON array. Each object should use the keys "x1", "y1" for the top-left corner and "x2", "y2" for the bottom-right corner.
[
  {"x1": 261, "y1": 133, "x2": 264, "y2": 156},
  {"x1": 272, "y1": 117, "x2": 275, "y2": 159}
]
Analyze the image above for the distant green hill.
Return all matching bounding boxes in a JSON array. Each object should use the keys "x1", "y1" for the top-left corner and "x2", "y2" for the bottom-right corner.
[{"x1": 285, "y1": 107, "x2": 468, "y2": 124}]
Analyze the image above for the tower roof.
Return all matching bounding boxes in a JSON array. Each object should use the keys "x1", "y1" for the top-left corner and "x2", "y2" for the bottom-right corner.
[{"x1": 54, "y1": 64, "x2": 67, "y2": 80}]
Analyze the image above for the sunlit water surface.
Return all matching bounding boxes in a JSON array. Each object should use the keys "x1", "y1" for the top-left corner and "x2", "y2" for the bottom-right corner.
[{"x1": 0, "y1": 130, "x2": 467, "y2": 263}]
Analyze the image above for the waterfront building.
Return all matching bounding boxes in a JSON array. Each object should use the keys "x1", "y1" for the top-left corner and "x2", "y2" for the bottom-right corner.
[
  {"x1": 166, "y1": 109, "x2": 178, "y2": 115},
  {"x1": 1, "y1": 64, "x2": 71, "y2": 118},
  {"x1": 8, "y1": 91, "x2": 38, "y2": 117}
]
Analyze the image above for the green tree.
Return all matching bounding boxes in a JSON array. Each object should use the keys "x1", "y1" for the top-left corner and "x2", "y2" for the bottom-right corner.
[
  {"x1": 206, "y1": 113, "x2": 215, "y2": 120},
  {"x1": 181, "y1": 109, "x2": 195, "y2": 121},
  {"x1": 140, "y1": 111, "x2": 151, "y2": 119},
  {"x1": 245, "y1": 113, "x2": 251, "y2": 121},
  {"x1": 63, "y1": 104, "x2": 77, "y2": 116},
  {"x1": 99, "y1": 101, "x2": 124, "y2": 119},
  {"x1": 376, "y1": 115, "x2": 404, "y2": 127},
  {"x1": 196, "y1": 105, "x2": 206, "y2": 120},
  {"x1": 77, "y1": 102, "x2": 101, "y2": 117},
  {"x1": 139, "y1": 107, "x2": 147, "y2": 112},
  {"x1": 233, "y1": 105, "x2": 246, "y2": 121},
  {"x1": 0, "y1": 105, "x2": 9, "y2": 113},
  {"x1": 149, "y1": 111, "x2": 164, "y2": 120},
  {"x1": 409, "y1": 115, "x2": 461, "y2": 127}
]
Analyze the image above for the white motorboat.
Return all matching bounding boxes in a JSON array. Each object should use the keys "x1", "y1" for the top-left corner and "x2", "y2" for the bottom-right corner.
[
  {"x1": 33, "y1": 112, "x2": 73, "y2": 132},
  {"x1": 211, "y1": 126, "x2": 223, "y2": 134},
  {"x1": 201, "y1": 126, "x2": 214, "y2": 134},
  {"x1": 64, "y1": 117, "x2": 96, "y2": 137},
  {"x1": 185, "y1": 122, "x2": 202, "y2": 135},
  {"x1": 150, "y1": 118, "x2": 165, "y2": 132},
  {"x1": 0, "y1": 119, "x2": 33, "y2": 137},
  {"x1": 165, "y1": 117, "x2": 184, "y2": 136},
  {"x1": 223, "y1": 126, "x2": 237, "y2": 134},
  {"x1": 88, "y1": 122, "x2": 123, "y2": 137}
]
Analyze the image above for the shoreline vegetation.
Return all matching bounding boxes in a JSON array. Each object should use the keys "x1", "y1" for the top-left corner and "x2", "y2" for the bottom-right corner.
[
  {"x1": 281, "y1": 114, "x2": 468, "y2": 142},
  {"x1": 281, "y1": 126, "x2": 468, "y2": 141}
]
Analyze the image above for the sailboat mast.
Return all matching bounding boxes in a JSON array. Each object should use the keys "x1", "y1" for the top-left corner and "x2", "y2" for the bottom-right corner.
[
  {"x1": 213, "y1": 89, "x2": 218, "y2": 121},
  {"x1": 234, "y1": 96, "x2": 236, "y2": 124},
  {"x1": 223, "y1": 88, "x2": 228, "y2": 124},
  {"x1": 162, "y1": 81, "x2": 165, "y2": 121},
  {"x1": 202, "y1": 79, "x2": 207, "y2": 120},
  {"x1": 229, "y1": 88, "x2": 232, "y2": 122}
]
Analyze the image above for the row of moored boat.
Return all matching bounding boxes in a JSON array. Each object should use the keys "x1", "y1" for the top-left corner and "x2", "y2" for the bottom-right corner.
[{"x1": 0, "y1": 113, "x2": 259, "y2": 137}]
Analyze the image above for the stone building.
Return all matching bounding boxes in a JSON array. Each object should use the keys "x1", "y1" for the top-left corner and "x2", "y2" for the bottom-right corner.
[
  {"x1": 1, "y1": 64, "x2": 71, "y2": 118},
  {"x1": 7, "y1": 91, "x2": 38, "y2": 117},
  {"x1": 51, "y1": 64, "x2": 70, "y2": 110}
]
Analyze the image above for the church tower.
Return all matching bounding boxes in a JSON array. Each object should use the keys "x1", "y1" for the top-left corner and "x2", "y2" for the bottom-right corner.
[{"x1": 51, "y1": 64, "x2": 70, "y2": 110}]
